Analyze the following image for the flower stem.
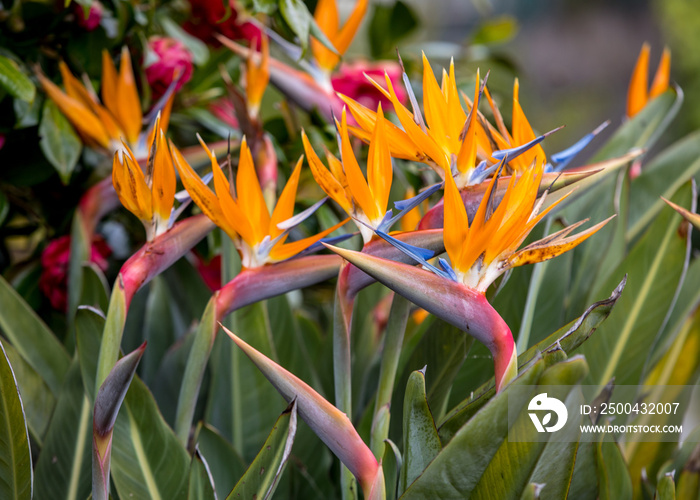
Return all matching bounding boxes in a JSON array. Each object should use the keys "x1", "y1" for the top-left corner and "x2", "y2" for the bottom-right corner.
[{"x1": 370, "y1": 293, "x2": 410, "y2": 458}]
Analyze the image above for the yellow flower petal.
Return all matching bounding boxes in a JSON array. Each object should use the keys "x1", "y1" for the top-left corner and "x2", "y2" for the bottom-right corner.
[
  {"x1": 101, "y1": 50, "x2": 120, "y2": 121},
  {"x1": 246, "y1": 33, "x2": 269, "y2": 114},
  {"x1": 236, "y1": 137, "x2": 270, "y2": 245},
  {"x1": 151, "y1": 129, "x2": 176, "y2": 224}
]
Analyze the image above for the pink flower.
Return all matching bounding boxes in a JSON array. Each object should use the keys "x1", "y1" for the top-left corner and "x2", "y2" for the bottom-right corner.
[
  {"x1": 183, "y1": 0, "x2": 261, "y2": 47},
  {"x1": 74, "y1": 1, "x2": 103, "y2": 31},
  {"x1": 209, "y1": 98, "x2": 239, "y2": 129},
  {"x1": 145, "y1": 37, "x2": 194, "y2": 102},
  {"x1": 331, "y1": 60, "x2": 408, "y2": 110},
  {"x1": 40, "y1": 235, "x2": 111, "y2": 311}
]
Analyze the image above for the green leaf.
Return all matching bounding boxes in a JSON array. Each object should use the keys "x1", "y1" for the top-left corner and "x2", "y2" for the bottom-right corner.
[
  {"x1": 580, "y1": 182, "x2": 693, "y2": 386},
  {"x1": 0, "y1": 191, "x2": 8, "y2": 227},
  {"x1": 142, "y1": 276, "x2": 177, "y2": 385},
  {"x1": 368, "y1": 1, "x2": 419, "y2": 58},
  {"x1": 655, "y1": 474, "x2": 676, "y2": 500},
  {"x1": 110, "y1": 375, "x2": 190, "y2": 500},
  {"x1": 403, "y1": 353, "x2": 551, "y2": 497},
  {"x1": 39, "y1": 100, "x2": 82, "y2": 185},
  {"x1": 0, "y1": 55, "x2": 35, "y2": 102},
  {"x1": 471, "y1": 16, "x2": 518, "y2": 45},
  {"x1": 1, "y1": 339, "x2": 55, "y2": 444},
  {"x1": 160, "y1": 17, "x2": 210, "y2": 66},
  {"x1": 627, "y1": 130, "x2": 700, "y2": 242},
  {"x1": 399, "y1": 369, "x2": 441, "y2": 495},
  {"x1": 590, "y1": 87, "x2": 680, "y2": 162},
  {"x1": 80, "y1": 263, "x2": 110, "y2": 314},
  {"x1": 382, "y1": 440, "x2": 401, "y2": 500},
  {"x1": 596, "y1": 440, "x2": 632, "y2": 500},
  {"x1": 205, "y1": 301, "x2": 285, "y2": 461},
  {"x1": 280, "y1": 0, "x2": 311, "y2": 50},
  {"x1": 75, "y1": 306, "x2": 104, "y2": 401},
  {"x1": 226, "y1": 401, "x2": 297, "y2": 500},
  {"x1": 194, "y1": 424, "x2": 247, "y2": 498},
  {"x1": 33, "y1": 361, "x2": 92, "y2": 500},
  {"x1": 0, "y1": 340, "x2": 33, "y2": 500},
  {"x1": 187, "y1": 448, "x2": 216, "y2": 500},
  {"x1": 0, "y1": 273, "x2": 70, "y2": 396},
  {"x1": 469, "y1": 357, "x2": 589, "y2": 500}
]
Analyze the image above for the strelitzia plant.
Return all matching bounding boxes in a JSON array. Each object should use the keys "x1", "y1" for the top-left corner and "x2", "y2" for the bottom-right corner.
[
  {"x1": 95, "y1": 128, "x2": 215, "y2": 393},
  {"x1": 326, "y1": 161, "x2": 613, "y2": 391},
  {"x1": 171, "y1": 137, "x2": 351, "y2": 443}
]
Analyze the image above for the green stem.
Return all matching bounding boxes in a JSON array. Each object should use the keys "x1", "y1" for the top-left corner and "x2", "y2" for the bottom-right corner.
[
  {"x1": 174, "y1": 295, "x2": 218, "y2": 446},
  {"x1": 333, "y1": 281, "x2": 356, "y2": 500},
  {"x1": 66, "y1": 210, "x2": 90, "y2": 352},
  {"x1": 222, "y1": 236, "x2": 244, "y2": 453},
  {"x1": 370, "y1": 294, "x2": 410, "y2": 458},
  {"x1": 516, "y1": 217, "x2": 552, "y2": 353}
]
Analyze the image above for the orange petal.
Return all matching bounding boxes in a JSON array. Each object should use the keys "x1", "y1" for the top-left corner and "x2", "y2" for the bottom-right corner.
[
  {"x1": 339, "y1": 108, "x2": 379, "y2": 221},
  {"x1": 116, "y1": 47, "x2": 143, "y2": 145},
  {"x1": 171, "y1": 139, "x2": 229, "y2": 233},
  {"x1": 442, "y1": 171, "x2": 469, "y2": 272},
  {"x1": 511, "y1": 79, "x2": 546, "y2": 169},
  {"x1": 421, "y1": 53, "x2": 449, "y2": 147},
  {"x1": 649, "y1": 47, "x2": 671, "y2": 100},
  {"x1": 101, "y1": 50, "x2": 120, "y2": 121},
  {"x1": 236, "y1": 137, "x2": 270, "y2": 244},
  {"x1": 270, "y1": 156, "x2": 303, "y2": 239},
  {"x1": 366, "y1": 104, "x2": 392, "y2": 216},
  {"x1": 456, "y1": 69, "x2": 480, "y2": 175},
  {"x1": 333, "y1": 0, "x2": 368, "y2": 56},
  {"x1": 302, "y1": 131, "x2": 353, "y2": 214},
  {"x1": 311, "y1": 0, "x2": 340, "y2": 71},
  {"x1": 37, "y1": 71, "x2": 111, "y2": 148},
  {"x1": 627, "y1": 43, "x2": 650, "y2": 118},
  {"x1": 151, "y1": 130, "x2": 176, "y2": 224},
  {"x1": 246, "y1": 33, "x2": 269, "y2": 113},
  {"x1": 269, "y1": 218, "x2": 349, "y2": 262},
  {"x1": 113, "y1": 143, "x2": 151, "y2": 221}
]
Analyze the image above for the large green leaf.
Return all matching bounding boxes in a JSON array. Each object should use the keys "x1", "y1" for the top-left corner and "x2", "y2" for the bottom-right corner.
[
  {"x1": 469, "y1": 357, "x2": 588, "y2": 500},
  {"x1": 0, "y1": 273, "x2": 70, "y2": 395},
  {"x1": 399, "y1": 369, "x2": 441, "y2": 496},
  {"x1": 1, "y1": 340, "x2": 55, "y2": 445},
  {"x1": 580, "y1": 182, "x2": 693, "y2": 386},
  {"x1": 110, "y1": 376, "x2": 190, "y2": 499},
  {"x1": 142, "y1": 276, "x2": 177, "y2": 385},
  {"x1": 226, "y1": 401, "x2": 297, "y2": 500},
  {"x1": 627, "y1": 130, "x2": 700, "y2": 242},
  {"x1": 33, "y1": 361, "x2": 91, "y2": 500},
  {"x1": 596, "y1": 440, "x2": 633, "y2": 500},
  {"x1": 75, "y1": 307, "x2": 104, "y2": 401},
  {"x1": 401, "y1": 352, "x2": 561, "y2": 498},
  {"x1": 187, "y1": 448, "x2": 216, "y2": 500},
  {"x1": 194, "y1": 424, "x2": 247, "y2": 498},
  {"x1": 39, "y1": 100, "x2": 82, "y2": 185},
  {"x1": 205, "y1": 301, "x2": 286, "y2": 461},
  {"x1": 0, "y1": 55, "x2": 35, "y2": 102},
  {"x1": 0, "y1": 340, "x2": 32, "y2": 500}
]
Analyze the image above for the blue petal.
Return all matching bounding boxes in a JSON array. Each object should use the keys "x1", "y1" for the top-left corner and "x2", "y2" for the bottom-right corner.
[
  {"x1": 298, "y1": 232, "x2": 358, "y2": 256},
  {"x1": 373, "y1": 230, "x2": 456, "y2": 282},
  {"x1": 491, "y1": 127, "x2": 561, "y2": 162},
  {"x1": 277, "y1": 197, "x2": 328, "y2": 230},
  {"x1": 469, "y1": 160, "x2": 500, "y2": 185},
  {"x1": 438, "y1": 258, "x2": 458, "y2": 281},
  {"x1": 550, "y1": 120, "x2": 610, "y2": 171},
  {"x1": 379, "y1": 182, "x2": 444, "y2": 232}
]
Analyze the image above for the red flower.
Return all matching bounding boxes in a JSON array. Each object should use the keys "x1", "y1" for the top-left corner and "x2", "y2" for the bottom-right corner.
[
  {"x1": 145, "y1": 37, "x2": 194, "y2": 102},
  {"x1": 40, "y1": 235, "x2": 111, "y2": 311},
  {"x1": 74, "y1": 0, "x2": 103, "y2": 31},
  {"x1": 193, "y1": 252, "x2": 221, "y2": 291},
  {"x1": 209, "y1": 98, "x2": 239, "y2": 129},
  {"x1": 183, "y1": 0, "x2": 261, "y2": 47},
  {"x1": 331, "y1": 60, "x2": 408, "y2": 110}
]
